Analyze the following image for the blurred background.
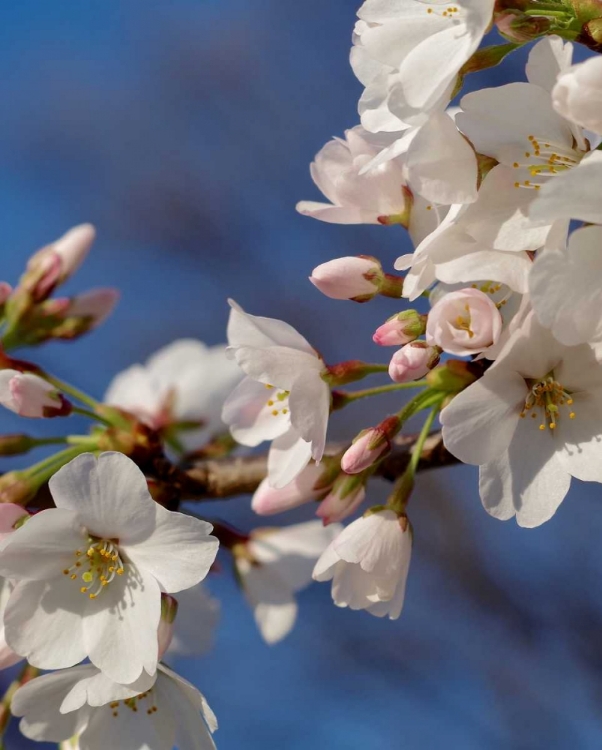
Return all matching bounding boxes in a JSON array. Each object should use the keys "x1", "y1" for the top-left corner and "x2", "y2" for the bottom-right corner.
[{"x1": 0, "y1": 2, "x2": 600, "y2": 748}]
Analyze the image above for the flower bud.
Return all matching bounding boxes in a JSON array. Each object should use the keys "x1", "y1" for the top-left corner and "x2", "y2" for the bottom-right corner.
[
  {"x1": 316, "y1": 475, "x2": 366, "y2": 525},
  {"x1": 426, "y1": 360, "x2": 480, "y2": 393},
  {"x1": 0, "y1": 503, "x2": 30, "y2": 540},
  {"x1": 0, "y1": 472, "x2": 36, "y2": 505},
  {"x1": 158, "y1": 593, "x2": 179, "y2": 659},
  {"x1": 0, "y1": 370, "x2": 72, "y2": 418},
  {"x1": 341, "y1": 416, "x2": 400, "y2": 474},
  {"x1": 494, "y1": 10, "x2": 551, "y2": 42},
  {"x1": 0, "y1": 434, "x2": 39, "y2": 456},
  {"x1": 373, "y1": 310, "x2": 427, "y2": 347},
  {"x1": 252, "y1": 462, "x2": 330, "y2": 515},
  {"x1": 310, "y1": 256, "x2": 384, "y2": 302},
  {"x1": 47, "y1": 288, "x2": 120, "y2": 340},
  {"x1": 552, "y1": 56, "x2": 602, "y2": 136},
  {"x1": 426, "y1": 288, "x2": 502, "y2": 356},
  {"x1": 388, "y1": 342, "x2": 440, "y2": 383}
]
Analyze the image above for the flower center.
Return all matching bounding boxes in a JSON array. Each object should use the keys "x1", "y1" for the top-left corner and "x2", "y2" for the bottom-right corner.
[
  {"x1": 264, "y1": 384, "x2": 290, "y2": 418},
  {"x1": 519, "y1": 375, "x2": 575, "y2": 431},
  {"x1": 422, "y1": 1, "x2": 463, "y2": 20},
  {"x1": 454, "y1": 304, "x2": 474, "y2": 338},
  {"x1": 109, "y1": 688, "x2": 158, "y2": 718},
  {"x1": 513, "y1": 135, "x2": 585, "y2": 190},
  {"x1": 63, "y1": 537, "x2": 125, "y2": 599}
]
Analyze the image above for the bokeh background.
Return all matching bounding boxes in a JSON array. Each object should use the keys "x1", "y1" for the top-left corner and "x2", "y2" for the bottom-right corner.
[{"x1": 0, "y1": 3, "x2": 600, "y2": 748}]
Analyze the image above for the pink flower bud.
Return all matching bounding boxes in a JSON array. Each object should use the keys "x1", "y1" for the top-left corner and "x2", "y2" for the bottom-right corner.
[
  {"x1": 426, "y1": 288, "x2": 502, "y2": 357},
  {"x1": 494, "y1": 10, "x2": 551, "y2": 43},
  {"x1": 317, "y1": 482, "x2": 365, "y2": 525},
  {"x1": 158, "y1": 594, "x2": 179, "y2": 659},
  {"x1": 0, "y1": 504, "x2": 30, "y2": 541},
  {"x1": 341, "y1": 417, "x2": 400, "y2": 474},
  {"x1": 69, "y1": 288, "x2": 119, "y2": 324},
  {"x1": 0, "y1": 369, "x2": 72, "y2": 418},
  {"x1": 389, "y1": 342, "x2": 440, "y2": 383},
  {"x1": 310, "y1": 256, "x2": 383, "y2": 302},
  {"x1": 373, "y1": 310, "x2": 427, "y2": 347},
  {"x1": 25, "y1": 224, "x2": 96, "y2": 301},
  {"x1": 252, "y1": 462, "x2": 328, "y2": 515}
]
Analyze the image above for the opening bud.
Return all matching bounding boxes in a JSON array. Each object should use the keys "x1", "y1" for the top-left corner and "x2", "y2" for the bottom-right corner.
[
  {"x1": 252, "y1": 461, "x2": 333, "y2": 515},
  {"x1": 310, "y1": 255, "x2": 384, "y2": 302},
  {"x1": 316, "y1": 474, "x2": 366, "y2": 525},
  {"x1": 341, "y1": 416, "x2": 400, "y2": 474},
  {"x1": 47, "y1": 288, "x2": 120, "y2": 340},
  {"x1": 373, "y1": 310, "x2": 427, "y2": 347},
  {"x1": 388, "y1": 342, "x2": 440, "y2": 383},
  {"x1": 0, "y1": 370, "x2": 71, "y2": 418}
]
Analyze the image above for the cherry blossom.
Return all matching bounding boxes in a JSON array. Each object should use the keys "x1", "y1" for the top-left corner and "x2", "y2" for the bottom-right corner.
[
  {"x1": 313, "y1": 508, "x2": 412, "y2": 619},
  {"x1": 552, "y1": 55, "x2": 602, "y2": 136},
  {"x1": 0, "y1": 452, "x2": 218, "y2": 684},
  {"x1": 223, "y1": 300, "x2": 331, "y2": 488}
]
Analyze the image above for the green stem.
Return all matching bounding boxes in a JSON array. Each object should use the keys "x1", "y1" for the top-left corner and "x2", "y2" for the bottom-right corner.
[
  {"x1": 523, "y1": 8, "x2": 569, "y2": 16},
  {"x1": 408, "y1": 404, "x2": 440, "y2": 476},
  {"x1": 396, "y1": 388, "x2": 443, "y2": 427},
  {"x1": 72, "y1": 406, "x2": 114, "y2": 427},
  {"x1": 335, "y1": 380, "x2": 429, "y2": 406},
  {"x1": 44, "y1": 375, "x2": 100, "y2": 410}
]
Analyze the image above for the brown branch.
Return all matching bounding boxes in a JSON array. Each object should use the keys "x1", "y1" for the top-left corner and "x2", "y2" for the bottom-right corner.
[{"x1": 180, "y1": 430, "x2": 457, "y2": 501}]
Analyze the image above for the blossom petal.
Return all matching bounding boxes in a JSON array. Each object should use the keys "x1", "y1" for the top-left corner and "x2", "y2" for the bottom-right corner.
[
  {"x1": 233, "y1": 345, "x2": 322, "y2": 391},
  {"x1": 288, "y1": 375, "x2": 330, "y2": 461},
  {"x1": 440, "y1": 370, "x2": 526, "y2": 465},
  {"x1": 83, "y1": 562, "x2": 160, "y2": 684},
  {"x1": 12, "y1": 667, "x2": 92, "y2": 743},
  {"x1": 267, "y1": 430, "x2": 313, "y2": 489},
  {"x1": 227, "y1": 300, "x2": 316, "y2": 355},
  {"x1": 222, "y1": 376, "x2": 289, "y2": 446},
  {"x1": 0, "y1": 508, "x2": 86, "y2": 581},
  {"x1": 49, "y1": 452, "x2": 157, "y2": 543},
  {"x1": 122, "y1": 507, "x2": 218, "y2": 593},
  {"x1": 61, "y1": 668, "x2": 156, "y2": 712},
  {"x1": 4, "y1": 578, "x2": 87, "y2": 669},
  {"x1": 238, "y1": 559, "x2": 298, "y2": 645}
]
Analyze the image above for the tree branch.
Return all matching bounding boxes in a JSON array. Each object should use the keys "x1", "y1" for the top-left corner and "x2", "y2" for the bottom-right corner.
[{"x1": 180, "y1": 430, "x2": 457, "y2": 501}]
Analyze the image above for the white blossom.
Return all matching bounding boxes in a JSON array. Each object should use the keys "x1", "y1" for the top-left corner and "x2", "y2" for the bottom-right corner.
[{"x1": 0, "y1": 452, "x2": 218, "y2": 684}]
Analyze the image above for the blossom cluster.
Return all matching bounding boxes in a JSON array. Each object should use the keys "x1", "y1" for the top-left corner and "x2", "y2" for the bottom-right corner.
[{"x1": 1, "y1": 0, "x2": 602, "y2": 747}]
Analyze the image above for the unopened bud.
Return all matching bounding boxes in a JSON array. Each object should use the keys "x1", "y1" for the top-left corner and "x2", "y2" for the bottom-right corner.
[
  {"x1": 0, "y1": 434, "x2": 38, "y2": 456},
  {"x1": 310, "y1": 256, "x2": 384, "y2": 302},
  {"x1": 323, "y1": 359, "x2": 387, "y2": 387},
  {"x1": 388, "y1": 342, "x2": 440, "y2": 383},
  {"x1": 426, "y1": 360, "x2": 480, "y2": 393},
  {"x1": 252, "y1": 462, "x2": 330, "y2": 515},
  {"x1": 0, "y1": 503, "x2": 31, "y2": 540},
  {"x1": 341, "y1": 416, "x2": 400, "y2": 474},
  {"x1": 494, "y1": 10, "x2": 551, "y2": 42},
  {"x1": 0, "y1": 370, "x2": 72, "y2": 418},
  {"x1": 373, "y1": 310, "x2": 427, "y2": 347},
  {"x1": 0, "y1": 472, "x2": 36, "y2": 506},
  {"x1": 158, "y1": 593, "x2": 179, "y2": 659},
  {"x1": 49, "y1": 288, "x2": 120, "y2": 340},
  {"x1": 316, "y1": 474, "x2": 366, "y2": 525}
]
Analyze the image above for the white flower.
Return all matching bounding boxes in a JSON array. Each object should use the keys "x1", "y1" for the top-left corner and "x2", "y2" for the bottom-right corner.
[
  {"x1": 0, "y1": 370, "x2": 72, "y2": 418},
  {"x1": 234, "y1": 521, "x2": 341, "y2": 644},
  {"x1": 105, "y1": 339, "x2": 241, "y2": 451},
  {"x1": 552, "y1": 55, "x2": 602, "y2": 136},
  {"x1": 530, "y1": 225, "x2": 602, "y2": 346},
  {"x1": 426, "y1": 287, "x2": 502, "y2": 356},
  {"x1": 166, "y1": 584, "x2": 220, "y2": 659},
  {"x1": 352, "y1": 0, "x2": 495, "y2": 128},
  {"x1": 296, "y1": 122, "x2": 476, "y2": 235},
  {"x1": 457, "y1": 38, "x2": 589, "y2": 247},
  {"x1": 12, "y1": 662, "x2": 217, "y2": 750},
  {"x1": 440, "y1": 313, "x2": 602, "y2": 527},
  {"x1": 0, "y1": 452, "x2": 218, "y2": 684},
  {"x1": 222, "y1": 300, "x2": 331, "y2": 488},
  {"x1": 313, "y1": 508, "x2": 412, "y2": 620}
]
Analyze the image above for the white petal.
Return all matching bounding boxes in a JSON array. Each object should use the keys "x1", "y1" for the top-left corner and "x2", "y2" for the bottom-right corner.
[
  {"x1": 49, "y1": 452, "x2": 157, "y2": 543},
  {"x1": 4, "y1": 578, "x2": 87, "y2": 669},
  {"x1": 267, "y1": 430, "x2": 313, "y2": 489},
  {"x1": 61, "y1": 668, "x2": 156, "y2": 712},
  {"x1": 166, "y1": 584, "x2": 220, "y2": 658},
  {"x1": 83, "y1": 562, "x2": 160, "y2": 684},
  {"x1": 288, "y1": 376, "x2": 330, "y2": 461},
  {"x1": 227, "y1": 299, "x2": 317, "y2": 354},
  {"x1": 479, "y1": 419, "x2": 571, "y2": 527},
  {"x1": 239, "y1": 561, "x2": 297, "y2": 645},
  {"x1": 222, "y1": 376, "x2": 290, "y2": 447},
  {"x1": 12, "y1": 667, "x2": 92, "y2": 743},
  {"x1": 122, "y1": 506, "x2": 218, "y2": 593},
  {"x1": 103, "y1": 365, "x2": 163, "y2": 426},
  {"x1": 0, "y1": 508, "x2": 86, "y2": 581},
  {"x1": 234, "y1": 345, "x2": 322, "y2": 391},
  {"x1": 440, "y1": 370, "x2": 526, "y2": 465},
  {"x1": 557, "y1": 390, "x2": 602, "y2": 483},
  {"x1": 526, "y1": 36, "x2": 573, "y2": 92}
]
